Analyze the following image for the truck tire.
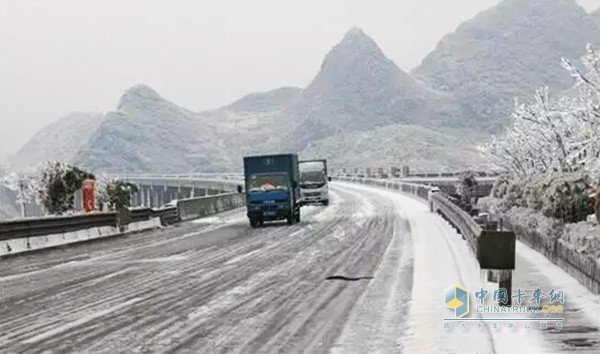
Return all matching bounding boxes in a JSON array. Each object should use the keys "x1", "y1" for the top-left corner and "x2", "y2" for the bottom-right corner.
[
  {"x1": 294, "y1": 210, "x2": 301, "y2": 223},
  {"x1": 287, "y1": 209, "x2": 296, "y2": 225},
  {"x1": 250, "y1": 219, "x2": 259, "y2": 228},
  {"x1": 322, "y1": 200, "x2": 329, "y2": 206}
]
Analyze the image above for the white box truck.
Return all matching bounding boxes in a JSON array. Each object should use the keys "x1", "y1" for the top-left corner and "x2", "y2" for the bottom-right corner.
[{"x1": 299, "y1": 159, "x2": 331, "y2": 206}]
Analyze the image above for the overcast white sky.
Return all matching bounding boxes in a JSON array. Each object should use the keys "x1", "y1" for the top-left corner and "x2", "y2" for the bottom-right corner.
[{"x1": 1, "y1": 0, "x2": 600, "y2": 156}]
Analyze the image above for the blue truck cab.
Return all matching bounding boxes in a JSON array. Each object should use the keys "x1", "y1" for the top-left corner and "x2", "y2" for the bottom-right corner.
[{"x1": 243, "y1": 154, "x2": 301, "y2": 227}]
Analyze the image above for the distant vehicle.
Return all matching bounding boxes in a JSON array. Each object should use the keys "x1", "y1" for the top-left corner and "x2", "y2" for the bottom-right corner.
[
  {"x1": 427, "y1": 186, "x2": 441, "y2": 199},
  {"x1": 427, "y1": 186, "x2": 440, "y2": 212},
  {"x1": 160, "y1": 200, "x2": 178, "y2": 209},
  {"x1": 299, "y1": 159, "x2": 331, "y2": 206},
  {"x1": 243, "y1": 154, "x2": 301, "y2": 227}
]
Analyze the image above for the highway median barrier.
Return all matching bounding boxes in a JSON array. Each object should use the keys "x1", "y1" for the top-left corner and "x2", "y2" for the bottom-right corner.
[
  {"x1": 177, "y1": 192, "x2": 245, "y2": 221},
  {"x1": 0, "y1": 191, "x2": 246, "y2": 257}
]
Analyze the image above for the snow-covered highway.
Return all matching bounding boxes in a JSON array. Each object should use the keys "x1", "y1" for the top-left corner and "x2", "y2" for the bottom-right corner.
[{"x1": 1, "y1": 183, "x2": 599, "y2": 354}]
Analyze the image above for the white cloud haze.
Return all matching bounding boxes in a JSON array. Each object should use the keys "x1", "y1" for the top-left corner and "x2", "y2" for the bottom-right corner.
[{"x1": 1, "y1": 0, "x2": 599, "y2": 155}]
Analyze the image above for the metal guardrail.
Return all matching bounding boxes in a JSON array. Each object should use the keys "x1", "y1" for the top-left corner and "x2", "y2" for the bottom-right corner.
[
  {"x1": 0, "y1": 191, "x2": 245, "y2": 244},
  {"x1": 0, "y1": 213, "x2": 118, "y2": 241},
  {"x1": 431, "y1": 193, "x2": 482, "y2": 253},
  {"x1": 0, "y1": 205, "x2": 183, "y2": 242},
  {"x1": 335, "y1": 176, "x2": 433, "y2": 201}
]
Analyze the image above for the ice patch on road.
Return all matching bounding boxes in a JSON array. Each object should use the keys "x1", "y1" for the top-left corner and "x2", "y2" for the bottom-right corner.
[
  {"x1": 350, "y1": 192, "x2": 376, "y2": 227},
  {"x1": 20, "y1": 297, "x2": 143, "y2": 344},
  {"x1": 187, "y1": 268, "x2": 281, "y2": 321},
  {"x1": 193, "y1": 216, "x2": 221, "y2": 224},
  {"x1": 331, "y1": 225, "x2": 347, "y2": 242},
  {"x1": 86, "y1": 268, "x2": 132, "y2": 286},
  {"x1": 100, "y1": 255, "x2": 189, "y2": 264},
  {"x1": 309, "y1": 190, "x2": 342, "y2": 223},
  {"x1": 192, "y1": 214, "x2": 247, "y2": 225},
  {"x1": 225, "y1": 249, "x2": 262, "y2": 265}
]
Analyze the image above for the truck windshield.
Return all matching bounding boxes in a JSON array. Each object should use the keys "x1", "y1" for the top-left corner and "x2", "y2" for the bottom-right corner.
[
  {"x1": 249, "y1": 174, "x2": 289, "y2": 192},
  {"x1": 300, "y1": 171, "x2": 326, "y2": 184}
]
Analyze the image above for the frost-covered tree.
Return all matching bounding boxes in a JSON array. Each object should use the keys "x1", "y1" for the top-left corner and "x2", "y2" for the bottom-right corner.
[
  {"x1": 484, "y1": 44, "x2": 600, "y2": 222},
  {"x1": 38, "y1": 162, "x2": 94, "y2": 215},
  {"x1": 456, "y1": 171, "x2": 478, "y2": 204},
  {"x1": 0, "y1": 170, "x2": 39, "y2": 217},
  {"x1": 487, "y1": 43, "x2": 600, "y2": 180},
  {"x1": 96, "y1": 175, "x2": 138, "y2": 211},
  {"x1": 561, "y1": 43, "x2": 600, "y2": 176}
]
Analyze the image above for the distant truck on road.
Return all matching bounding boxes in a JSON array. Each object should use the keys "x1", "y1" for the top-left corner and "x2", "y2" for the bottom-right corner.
[
  {"x1": 299, "y1": 159, "x2": 331, "y2": 206},
  {"x1": 243, "y1": 154, "x2": 301, "y2": 227}
]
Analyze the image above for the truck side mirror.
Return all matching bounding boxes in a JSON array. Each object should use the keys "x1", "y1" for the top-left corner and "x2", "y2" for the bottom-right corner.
[
  {"x1": 328, "y1": 177, "x2": 332, "y2": 182},
  {"x1": 237, "y1": 185, "x2": 243, "y2": 194}
]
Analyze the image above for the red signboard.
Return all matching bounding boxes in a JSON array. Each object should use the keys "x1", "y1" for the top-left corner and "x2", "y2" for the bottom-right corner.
[{"x1": 82, "y1": 179, "x2": 95, "y2": 212}]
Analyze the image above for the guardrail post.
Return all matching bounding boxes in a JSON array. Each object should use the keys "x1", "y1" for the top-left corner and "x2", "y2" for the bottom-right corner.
[
  {"x1": 117, "y1": 207, "x2": 131, "y2": 232},
  {"x1": 499, "y1": 270, "x2": 512, "y2": 306}
]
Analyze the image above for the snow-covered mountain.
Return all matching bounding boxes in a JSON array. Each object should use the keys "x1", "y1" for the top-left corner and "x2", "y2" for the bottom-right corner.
[
  {"x1": 224, "y1": 87, "x2": 301, "y2": 113},
  {"x1": 73, "y1": 84, "x2": 229, "y2": 172},
  {"x1": 412, "y1": 0, "x2": 600, "y2": 132},
  {"x1": 280, "y1": 28, "x2": 438, "y2": 151},
  {"x1": 200, "y1": 86, "x2": 303, "y2": 165},
  {"x1": 15, "y1": 0, "x2": 600, "y2": 173},
  {"x1": 7, "y1": 112, "x2": 105, "y2": 171}
]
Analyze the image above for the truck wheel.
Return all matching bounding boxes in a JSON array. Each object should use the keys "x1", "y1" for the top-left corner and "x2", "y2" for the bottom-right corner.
[
  {"x1": 287, "y1": 212, "x2": 294, "y2": 225},
  {"x1": 250, "y1": 219, "x2": 259, "y2": 228},
  {"x1": 322, "y1": 200, "x2": 329, "y2": 206},
  {"x1": 295, "y1": 212, "x2": 301, "y2": 223}
]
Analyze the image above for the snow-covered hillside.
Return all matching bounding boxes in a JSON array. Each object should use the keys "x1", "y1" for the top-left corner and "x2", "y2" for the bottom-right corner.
[
  {"x1": 279, "y1": 28, "x2": 438, "y2": 152},
  {"x1": 302, "y1": 124, "x2": 490, "y2": 171},
  {"x1": 413, "y1": 0, "x2": 600, "y2": 132},
  {"x1": 72, "y1": 84, "x2": 230, "y2": 172},
  {"x1": 7, "y1": 112, "x2": 105, "y2": 171}
]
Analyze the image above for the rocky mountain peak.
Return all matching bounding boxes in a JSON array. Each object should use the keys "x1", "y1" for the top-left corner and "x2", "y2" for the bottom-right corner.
[
  {"x1": 117, "y1": 84, "x2": 165, "y2": 112},
  {"x1": 318, "y1": 27, "x2": 390, "y2": 75}
]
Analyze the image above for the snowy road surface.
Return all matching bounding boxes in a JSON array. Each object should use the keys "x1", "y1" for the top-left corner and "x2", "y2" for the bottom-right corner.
[{"x1": 0, "y1": 182, "x2": 599, "y2": 353}]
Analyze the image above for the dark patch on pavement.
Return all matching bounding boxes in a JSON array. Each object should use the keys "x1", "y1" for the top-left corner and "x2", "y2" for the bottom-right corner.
[
  {"x1": 325, "y1": 275, "x2": 374, "y2": 281},
  {"x1": 561, "y1": 338, "x2": 599, "y2": 348}
]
